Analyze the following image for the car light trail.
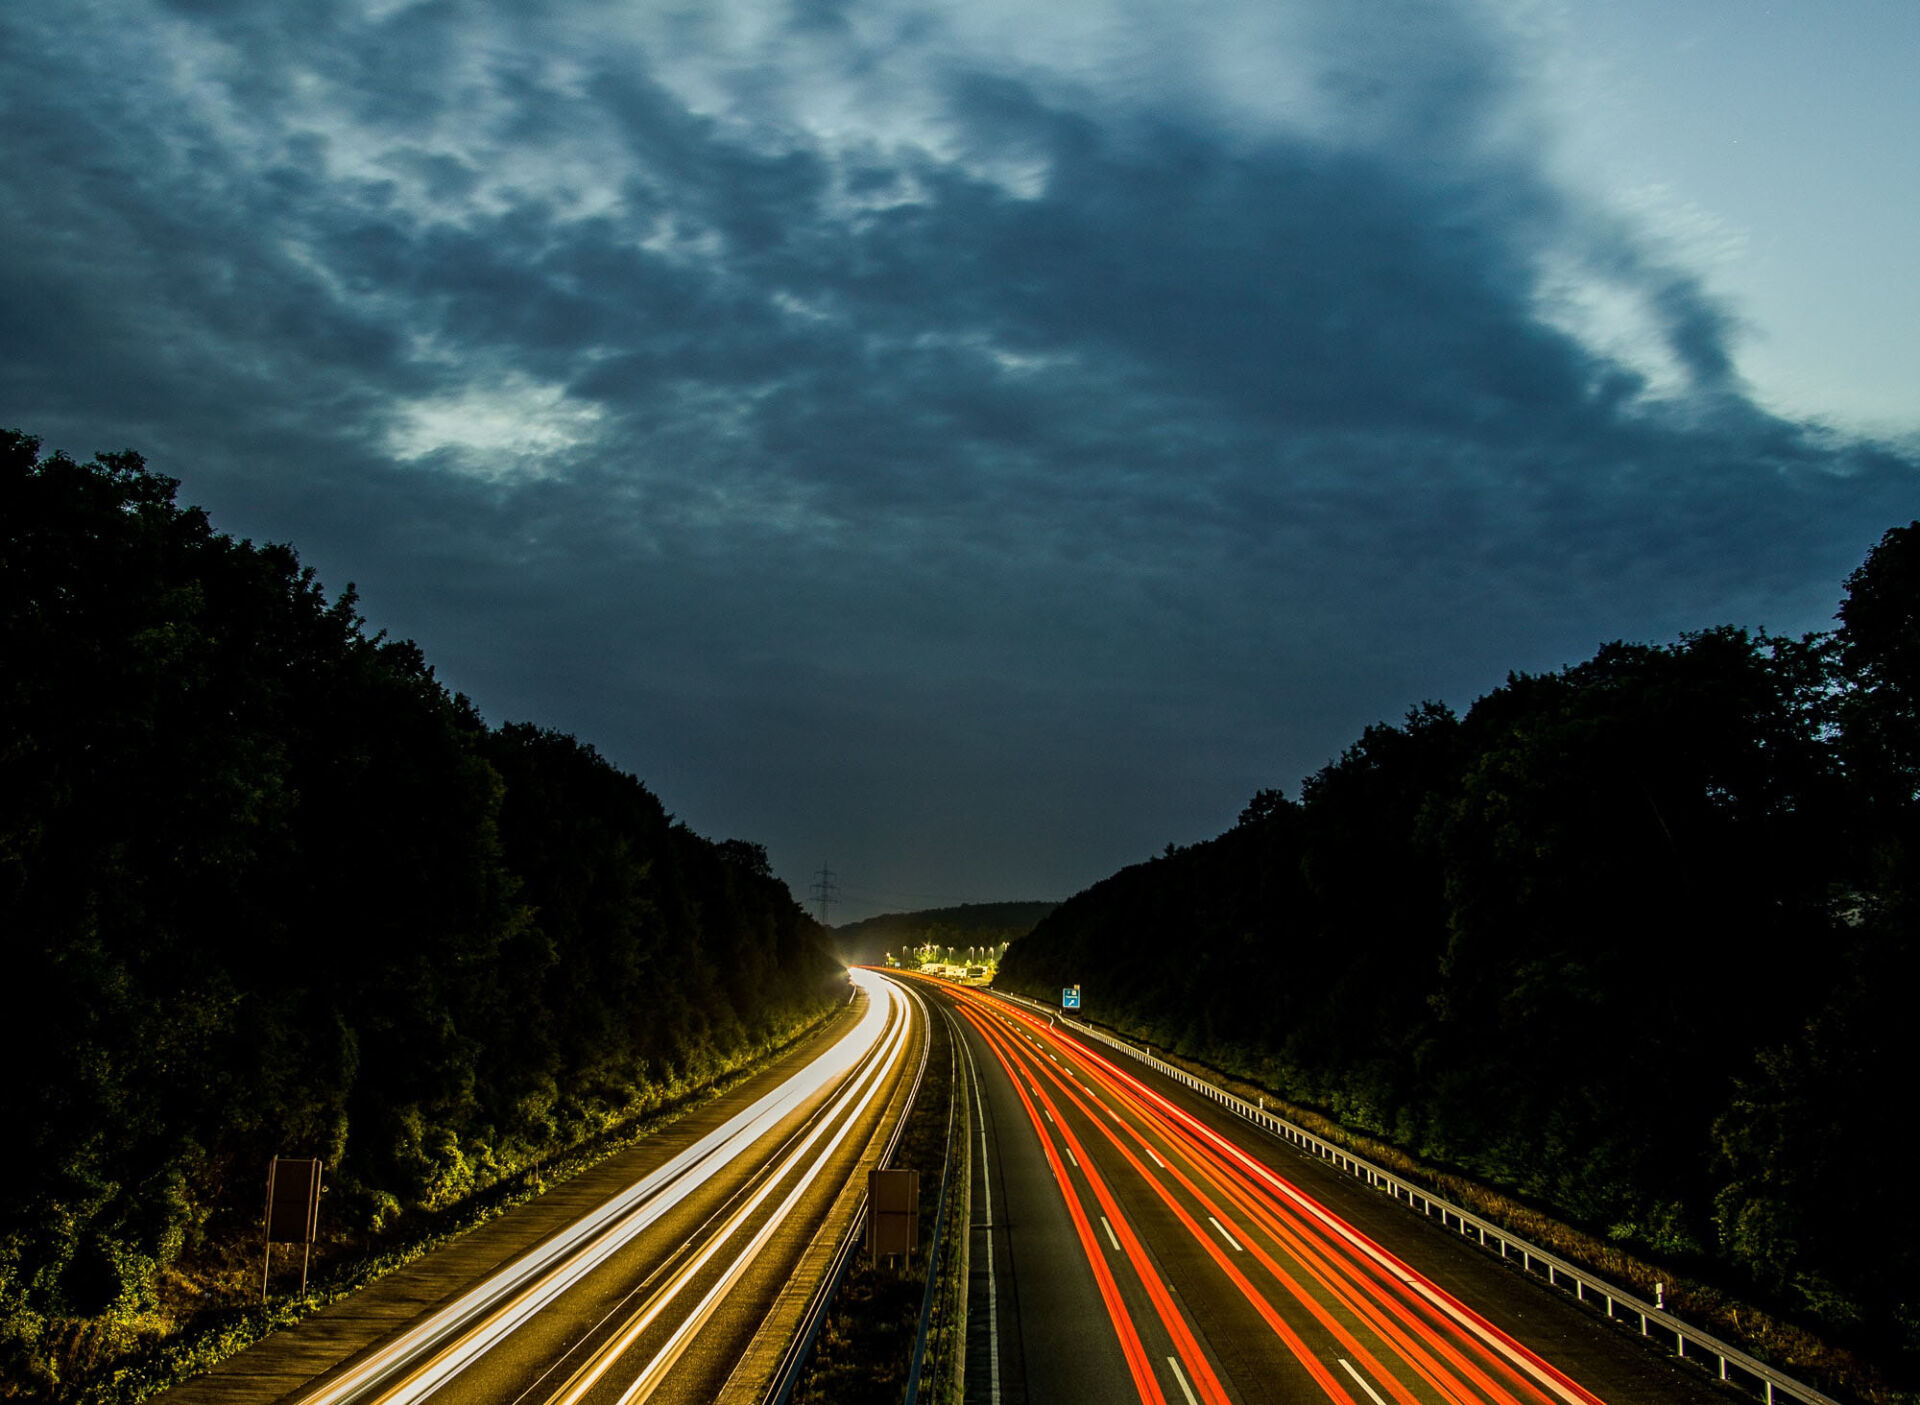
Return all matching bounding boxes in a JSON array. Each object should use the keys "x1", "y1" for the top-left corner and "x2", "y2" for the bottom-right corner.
[
  {"x1": 962, "y1": 1001, "x2": 1232, "y2": 1405},
  {"x1": 541, "y1": 976, "x2": 917, "y2": 1405},
  {"x1": 948, "y1": 983, "x2": 1614, "y2": 1405},
  {"x1": 295, "y1": 970, "x2": 908, "y2": 1405},
  {"x1": 1038, "y1": 1025, "x2": 1603, "y2": 1405},
  {"x1": 1014, "y1": 1002, "x2": 1560, "y2": 1405},
  {"x1": 961, "y1": 999, "x2": 1352, "y2": 1405},
  {"x1": 963, "y1": 1004, "x2": 1170, "y2": 1405},
  {"x1": 1012, "y1": 1053, "x2": 1423, "y2": 1405},
  {"x1": 1019, "y1": 1041, "x2": 1487, "y2": 1405}
]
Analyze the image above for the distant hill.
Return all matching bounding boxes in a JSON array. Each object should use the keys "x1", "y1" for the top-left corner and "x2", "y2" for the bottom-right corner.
[{"x1": 831, "y1": 901, "x2": 1057, "y2": 967}]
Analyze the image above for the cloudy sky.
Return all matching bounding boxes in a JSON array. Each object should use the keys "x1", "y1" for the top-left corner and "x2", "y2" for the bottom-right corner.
[{"x1": 5, "y1": 0, "x2": 1915, "y2": 921}]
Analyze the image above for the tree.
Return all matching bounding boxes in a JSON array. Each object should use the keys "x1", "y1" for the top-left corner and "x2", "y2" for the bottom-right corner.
[
  {"x1": 0, "y1": 430, "x2": 842, "y2": 1397},
  {"x1": 1836, "y1": 521, "x2": 1920, "y2": 810}
]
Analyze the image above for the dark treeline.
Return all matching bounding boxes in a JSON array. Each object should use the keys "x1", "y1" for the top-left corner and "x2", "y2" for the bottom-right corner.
[
  {"x1": 1000, "y1": 524, "x2": 1920, "y2": 1377},
  {"x1": 0, "y1": 431, "x2": 841, "y2": 1392}
]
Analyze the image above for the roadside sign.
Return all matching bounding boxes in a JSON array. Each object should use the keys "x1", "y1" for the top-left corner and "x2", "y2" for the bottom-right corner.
[
  {"x1": 1063, "y1": 985, "x2": 1081, "y2": 1010},
  {"x1": 266, "y1": 1158, "x2": 323, "y2": 1244},
  {"x1": 262, "y1": 1156, "x2": 324, "y2": 1300},
  {"x1": 868, "y1": 1168, "x2": 921, "y2": 1265}
]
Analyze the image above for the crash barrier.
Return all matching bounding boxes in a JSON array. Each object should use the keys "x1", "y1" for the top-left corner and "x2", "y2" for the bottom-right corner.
[
  {"x1": 904, "y1": 1001, "x2": 969, "y2": 1404},
  {"x1": 763, "y1": 981, "x2": 934, "y2": 1405}
]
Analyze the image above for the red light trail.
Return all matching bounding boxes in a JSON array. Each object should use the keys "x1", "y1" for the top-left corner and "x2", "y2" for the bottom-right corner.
[{"x1": 916, "y1": 976, "x2": 1611, "y2": 1405}]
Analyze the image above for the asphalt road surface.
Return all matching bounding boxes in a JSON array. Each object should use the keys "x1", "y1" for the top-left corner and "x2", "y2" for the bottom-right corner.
[{"x1": 913, "y1": 977, "x2": 1735, "y2": 1405}]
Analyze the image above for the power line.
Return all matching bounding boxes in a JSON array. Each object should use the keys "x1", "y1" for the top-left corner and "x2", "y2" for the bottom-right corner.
[{"x1": 809, "y1": 864, "x2": 838, "y2": 925}]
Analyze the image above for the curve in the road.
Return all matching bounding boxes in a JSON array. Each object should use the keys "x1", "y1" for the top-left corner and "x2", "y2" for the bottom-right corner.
[{"x1": 295, "y1": 968, "x2": 913, "y2": 1405}]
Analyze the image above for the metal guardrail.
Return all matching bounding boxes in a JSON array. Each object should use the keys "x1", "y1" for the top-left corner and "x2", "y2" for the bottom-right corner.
[
  {"x1": 763, "y1": 1201, "x2": 869, "y2": 1405},
  {"x1": 763, "y1": 981, "x2": 934, "y2": 1405},
  {"x1": 903, "y1": 1002, "x2": 967, "y2": 1404},
  {"x1": 992, "y1": 991, "x2": 1840, "y2": 1405}
]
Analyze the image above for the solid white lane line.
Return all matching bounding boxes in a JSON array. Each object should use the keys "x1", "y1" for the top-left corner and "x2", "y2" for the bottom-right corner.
[
  {"x1": 1100, "y1": 1216, "x2": 1121, "y2": 1252},
  {"x1": 1207, "y1": 1216, "x2": 1243, "y2": 1252},
  {"x1": 1340, "y1": 1358, "x2": 1390, "y2": 1405},
  {"x1": 1167, "y1": 1355, "x2": 1201, "y2": 1405}
]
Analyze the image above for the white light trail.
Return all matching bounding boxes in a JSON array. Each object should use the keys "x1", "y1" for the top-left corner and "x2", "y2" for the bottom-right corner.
[
  {"x1": 297, "y1": 971, "x2": 902, "y2": 1405},
  {"x1": 554, "y1": 976, "x2": 913, "y2": 1404}
]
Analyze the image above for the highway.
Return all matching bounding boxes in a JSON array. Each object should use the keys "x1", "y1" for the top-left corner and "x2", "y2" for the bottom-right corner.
[
  {"x1": 914, "y1": 977, "x2": 1729, "y2": 1405},
  {"x1": 164, "y1": 968, "x2": 924, "y2": 1405},
  {"x1": 161, "y1": 966, "x2": 1735, "y2": 1405}
]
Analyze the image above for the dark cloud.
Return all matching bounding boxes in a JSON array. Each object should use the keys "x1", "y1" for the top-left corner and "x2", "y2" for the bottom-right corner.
[{"x1": 3, "y1": 0, "x2": 1913, "y2": 916}]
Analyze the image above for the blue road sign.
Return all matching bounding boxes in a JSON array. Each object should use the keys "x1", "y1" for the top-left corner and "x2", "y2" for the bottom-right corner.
[{"x1": 1063, "y1": 985, "x2": 1081, "y2": 1009}]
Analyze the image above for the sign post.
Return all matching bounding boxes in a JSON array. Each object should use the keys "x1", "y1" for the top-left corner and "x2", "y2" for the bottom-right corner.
[
  {"x1": 262, "y1": 1156, "x2": 324, "y2": 1301},
  {"x1": 1062, "y1": 984, "x2": 1081, "y2": 1011}
]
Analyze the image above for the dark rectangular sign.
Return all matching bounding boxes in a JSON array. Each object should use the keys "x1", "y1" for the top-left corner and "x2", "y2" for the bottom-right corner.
[
  {"x1": 867, "y1": 1167, "x2": 920, "y2": 1260},
  {"x1": 265, "y1": 1157, "x2": 323, "y2": 1244}
]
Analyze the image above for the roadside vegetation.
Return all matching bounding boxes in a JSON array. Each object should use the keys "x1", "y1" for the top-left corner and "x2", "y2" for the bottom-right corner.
[
  {"x1": 1000, "y1": 522, "x2": 1920, "y2": 1403},
  {"x1": 791, "y1": 993, "x2": 966, "y2": 1405},
  {"x1": 0, "y1": 431, "x2": 843, "y2": 1400}
]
